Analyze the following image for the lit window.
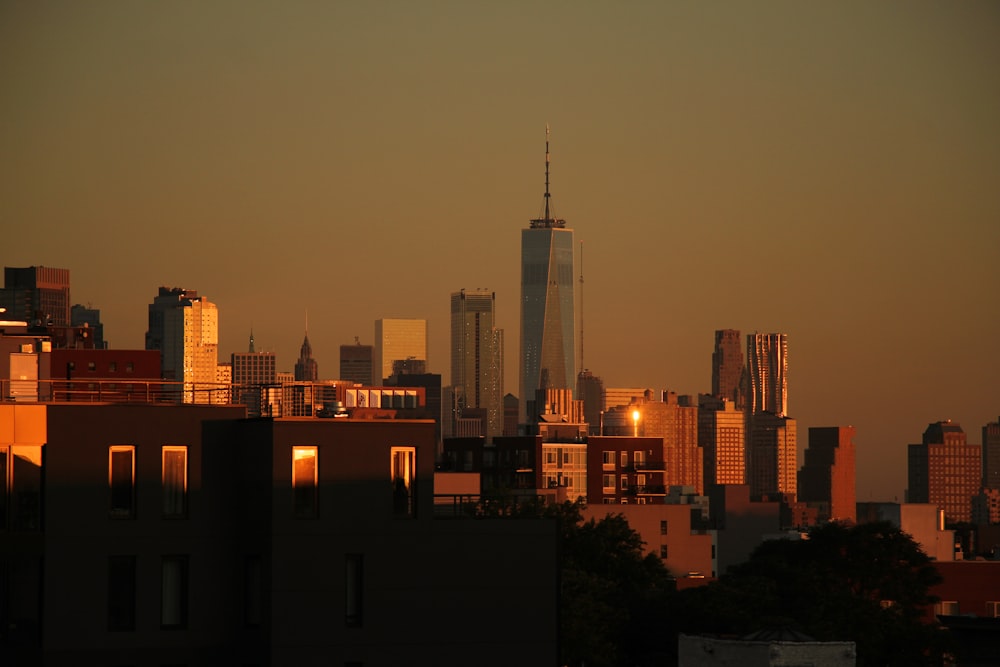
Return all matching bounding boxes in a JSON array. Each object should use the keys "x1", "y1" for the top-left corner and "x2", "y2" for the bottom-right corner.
[
  {"x1": 634, "y1": 450, "x2": 645, "y2": 466},
  {"x1": 108, "y1": 555, "x2": 136, "y2": 631},
  {"x1": 161, "y1": 555, "x2": 189, "y2": 629},
  {"x1": 391, "y1": 447, "x2": 416, "y2": 517},
  {"x1": 292, "y1": 446, "x2": 318, "y2": 518},
  {"x1": 109, "y1": 446, "x2": 135, "y2": 519},
  {"x1": 162, "y1": 446, "x2": 187, "y2": 518},
  {"x1": 345, "y1": 554, "x2": 364, "y2": 627}
]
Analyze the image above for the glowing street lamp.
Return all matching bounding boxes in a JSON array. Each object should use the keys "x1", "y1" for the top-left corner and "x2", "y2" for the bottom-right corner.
[{"x1": 632, "y1": 409, "x2": 640, "y2": 437}]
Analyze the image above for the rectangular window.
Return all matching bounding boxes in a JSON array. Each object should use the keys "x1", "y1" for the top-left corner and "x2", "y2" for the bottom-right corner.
[
  {"x1": 7, "y1": 446, "x2": 43, "y2": 532},
  {"x1": 245, "y1": 556, "x2": 262, "y2": 627},
  {"x1": 391, "y1": 447, "x2": 416, "y2": 518},
  {"x1": 109, "y1": 446, "x2": 135, "y2": 519},
  {"x1": 660, "y1": 520, "x2": 668, "y2": 535},
  {"x1": 345, "y1": 554, "x2": 364, "y2": 627},
  {"x1": 986, "y1": 601, "x2": 1000, "y2": 618},
  {"x1": 108, "y1": 556, "x2": 136, "y2": 631},
  {"x1": 936, "y1": 601, "x2": 959, "y2": 616},
  {"x1": 602, "y1": 451, "x2": 614, "y2": 469},
  {"x1": 634, "y1": 450, "x2": 646, "y2": 467},
  {"x1": 660, "y1": 545, "x2": 668, "y2": 558},
  {"x1": 109, "y1": 361, "x2": 117, "y2": 372},
  {"x1": 620, "y1": 451, "x2": 628, "y2": 467},
  {"x1": 161, "y1": 556, "x2": 189, "y2": 629},
  {"x1": 162, "y1": 446, "x2": 187, "y2": 518},
  {"x1": 620, "y1": 475, "x2": 629, "y2": 490},
  {"x1": 292, "y1": 446, "x2": 318, "y2": 518}
]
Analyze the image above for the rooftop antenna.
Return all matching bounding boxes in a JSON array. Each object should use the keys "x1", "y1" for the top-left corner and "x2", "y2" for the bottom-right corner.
[
  {"x1": 531, "y1": 124, "x2": 565, "y2": 229},
  {"x1": 579, "y1": 239, "x2": 584, "y2": 373}
]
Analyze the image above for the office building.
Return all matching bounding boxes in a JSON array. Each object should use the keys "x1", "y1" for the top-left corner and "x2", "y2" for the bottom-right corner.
[
  {"x1": 907, "y1": 420, "x2": 981, "y2": 524},
  {"x1": 450, "y1": 289, "x2": 504, "y2": 441},
  {"x1": 70, "y1": 304, "x2": 106, "y2": 349},
  {"x1": 698, "y1": 395, "x2": 746, "y2": 488},
  {"x1": 339, "y1": 340, "x2": 373, "y2": 386},
  {"x1": 294, "y1": 329, "x2": 318, "y2": 382},
  {"x1": 604, "y1": 387, "x2": 653, "y2": 412},
  {"x1": 797, "y1": 426, "x2": 857, "y2": 523},
  {"x1": 231, "y1": 332, "x2": 277, "y2": 417},
  {"x1": 746, "y1": 332, "x2": 788, "y2": 419},
  {"x1": 1, "y1": 266, "x2": 71, "y2": 326},
  {"x1": 711, "y1": 329, "x2": 744, "y2": 407},
  {"x1": 747, "y1": 412, "x2": 797, "y2": 499},
  {"x1": 374, "y1": 318, "x2": 426, "y2": 384},
  {"x1": 519, "y1": 128, "x2": 575, "y2": 423},
  {"x1": 984, "y1": 417, "x2": 1000, "y2": 490},
  {"x1": 145, "y1": 287, "x2": 219, "y2": 403},
  {"x1": 576, "y1": 369, "x2": 605, "y2": 436}
]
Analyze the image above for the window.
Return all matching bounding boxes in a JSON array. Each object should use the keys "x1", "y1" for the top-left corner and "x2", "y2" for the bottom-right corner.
[
  {"x1": 620, "y1": 452, "x2": 628, "y2": 467},
  {"x1": 109, "y1": 361, "x2": 117, "y2": 372},
  {"x1": 345, "y1": 554, "x2": 364, "y2": 627},
  {"x1": 986, "y1": 601, "x2": 1000, "y2": 618},
  {"x1": 109, "y1": 446, "x2": 135, "y2": 519},
  {"x1": 244, "y1": 556, "x2": 262, "y2": 627},
  {"x1": 125, "y1": 362, "x2": 134, "y2": 373},
  {"x1": 601, "y1": 475, "x2": 615, "y2": 493},
  {"x1": 602, "y1": 451, "x2": 614, "y2": 469},
  {"x1": 3, "y1": 446, "x2": 43, "y2": 531},
  {"x1": 391, "y1": 447, "x2": 416, "y2": 518},
  {"x1": 660, "y1": 520, "x2": 668, "y2": 535},
  {"x1": 161, "y1": 556, "x2": 189, "y2": 629},
  {"x1": 660, "y1": 545, "x2": 668, "y2": 558},
  {"x1": 636, "y1": 474, "x2": 646, "y2": 488},
  {"x1": 88, "y1": 361, "x2": 96, "y2": 371},
  {"x1": 936, "y1": 601, "x2": 959, "y2": 617},
  {"x1": 292, "y1": 446, "x2": 318, "y2": 518},
  {"x1": 162, "y1": 446, "x2": 187, "y2": 518},
  {"x1": 108, "y1": 556, "x2": 136, "y2": 631},
  {"x1": 620, "y1": 475, "x2": 629, "y2": 490},
  {"x1": 634, "y1": 450, "x2": 646, "y2": 467}
]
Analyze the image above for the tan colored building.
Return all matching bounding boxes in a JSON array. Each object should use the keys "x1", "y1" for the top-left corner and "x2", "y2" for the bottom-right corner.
[
  {"x1": 907, "y1": 420, "x2": 981, "y2": 524},
  {"x1": 699, "y1": 395, "x2": 745, "y2": 488}
]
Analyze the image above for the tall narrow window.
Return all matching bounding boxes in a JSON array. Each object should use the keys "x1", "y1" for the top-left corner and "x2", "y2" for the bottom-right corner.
[
  {"x1": 345, "y1": 554, "x2": 364, "y2": 627},
  {"x1": 244, "y1": 555, "x2": 262, "y2": 627},
  {"x1": 109, "y1": 446, "x2": 135, "y2": 519},
  {"x1": 162, "y1": 446, "x2": 187, "y2": 518},
  {"x1": 161, "y1": 555, "x2": 189, "y2": 629},
  {"x1": 292, "y1": 446, "x2": 318, "y2": 518},
  {"x1": 390, "y1": 447, "x2": 416, "y2": 518},
  {"x1": 108, "y1": 555, "x2": 136, "y2": 631}
]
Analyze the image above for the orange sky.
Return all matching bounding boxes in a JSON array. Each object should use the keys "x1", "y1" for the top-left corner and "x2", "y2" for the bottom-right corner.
[{"x1": 2, "y1": 1, "x2": 998, "y2": 501}]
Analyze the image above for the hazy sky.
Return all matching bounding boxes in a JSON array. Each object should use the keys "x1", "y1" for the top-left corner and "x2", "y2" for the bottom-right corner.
[{"x1": 2, "y1": 1, "x2": 998, "y2": 501}]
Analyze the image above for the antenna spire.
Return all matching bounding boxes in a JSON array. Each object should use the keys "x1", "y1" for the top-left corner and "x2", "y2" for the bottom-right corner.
[
  {"x1": 579, "y1": 239, "x2": 584, "y2": 372},
  {"x1": 530, "y1": 124, "x2": 566, "y2": 229}
]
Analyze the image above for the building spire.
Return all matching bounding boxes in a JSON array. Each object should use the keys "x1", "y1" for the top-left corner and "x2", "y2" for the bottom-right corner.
[
  {"x1": 579, "y1": 239, "x2": 584, "y2": 372},
  {"x1": 531, "y1": 124, "x2": 566, "y2": 229},
  {"x1": 249, "y1": 328, "x2": 255, "y2": 353}
]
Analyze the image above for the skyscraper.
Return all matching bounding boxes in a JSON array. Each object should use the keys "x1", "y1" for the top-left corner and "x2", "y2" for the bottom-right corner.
[
  {"x1": 698, "y1": 394, "x2": 745, "y2": 488},
  {"x1": 908, "y1": 420, "x2": 981, "y2": 524},
  {"x1": 232, "y1": 331, "x2": 277, "y2": 416},
  {"x1": 747, "y1": 412, "x2": 797, "y2": 499},
  {"x1": 711, "y1": 329, "x2": 744, "y2": 407},
  {"x1": 294, "y1": 330, "x2": 318, "y2": 382},
  {"x1": 340, "y1": 341, "x2": 373, "y2": 386},
  {"x1": 746, "y1": 333, "x2": 788, "y2": 418},
  {"x1": 798, "y1": 426, "x2": 857, "y2": 523},
  {"x1": 576, "y1": 369, "x2": 605, "y2": 436},
  {"x1": 145, "y1": 288, "x2": 219, "y2": 403},
  {"x1": 450, "y1": 289, "x2": 504, "y2": 440},
  {"x1": 375, "y1": 318, "x2": 427, "y2": 384},
  {"x1": 983, "y1": 417, "x2": 1000, "y2": 490},
  {"x1": 1, "y1": 265, "x2": 71, "y2": 326},
  {"x1": 519, "y1": 127, "x2": 575, "y2": 423}
]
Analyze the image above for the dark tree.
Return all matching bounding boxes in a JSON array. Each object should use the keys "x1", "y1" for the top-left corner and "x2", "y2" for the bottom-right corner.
[{"x1": 673, "y1": 521, "x2": 952, "y2": 666}]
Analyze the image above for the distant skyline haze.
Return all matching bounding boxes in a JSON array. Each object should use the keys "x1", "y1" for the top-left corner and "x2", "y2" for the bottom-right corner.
[{"x1": 2, "y1": 1, "x2": 998, "y2": 502}]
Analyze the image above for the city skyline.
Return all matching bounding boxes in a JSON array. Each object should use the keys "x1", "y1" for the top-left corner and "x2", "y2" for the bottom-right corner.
[{"x1": 2, "y1": 2, "x2": 998, "y2": 503}]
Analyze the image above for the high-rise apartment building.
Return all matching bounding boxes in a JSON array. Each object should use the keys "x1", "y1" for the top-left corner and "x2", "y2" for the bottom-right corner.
[
  {"x1": 294, "y1": 330, "x2": 318, "y2": 382},
  {"x1": 375, "y1": 318, "x2": 427, "y2": 384},
  {"x1": 797, "y1": 426, "x2": 857, "y2": 523},
  {"x1": 983, "y1": 418, "x2": 1000, "y2": 490},
  {"x1": 711, "y1": 329, "x2": 744, "y2": 407},
  {"x1": 698, "y1": 395, "x2": 745, "y2": 489},
  {"x1": 746, "y1": 333, "x2": 788, "y2": 418},
  {"x1": 747, "y1": 412, "x2": 797, "y2": 499},
  {"x1": 519, "y1": 128, "x2": 575, "y2": 423},
  {"x1": 145, "y1": 287, "x2": 219, "y2": 403},
  {"x1": 907, "y1": 420, "x2": 981, "y2": 524},
  {"x1": 1, "y1": 265, "x2": 71, "y2": 326},
  {"x1": 450, "y1": 289, "x2": 504, "y2": 441}
]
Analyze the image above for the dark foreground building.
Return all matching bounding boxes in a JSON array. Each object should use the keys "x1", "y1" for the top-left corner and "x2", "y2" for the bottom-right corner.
[{"x1": 1, "y1": 402, "x2": 558, "y2": 666}]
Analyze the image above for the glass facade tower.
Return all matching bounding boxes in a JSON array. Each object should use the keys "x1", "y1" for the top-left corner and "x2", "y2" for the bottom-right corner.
[{"x1": 519, "y1": 128, "x2": 575, "y2": 423}]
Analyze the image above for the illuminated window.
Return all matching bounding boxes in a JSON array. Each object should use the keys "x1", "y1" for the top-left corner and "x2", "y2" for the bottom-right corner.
[
  {"x1": 345, "y1": 554, "x2": 364, "y2": 627},
  {"x1": 162, "y1": 446, "x2": 187, "y2": 518},
  {"x1": 634, "y1": 450, "x2": 645, "y2": 466},
  {"x1": 109, "y1": 446, "x2": 135, "y2": 519},
  {"x1": 292, "y1": 446, "x2": 318, "y2": 518},
  {"x1": 602, "y1": 451, "x2": 614, "y2": 469},
  {"x1": 161, "y1": 555, "x2": 189, "y2": 629},
  {"x1": 391, "y1": 447, "x2": 416, "y2": 517},
  {"x1": 108, "y1": 555, "x2": 136, "y2": 631}
]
